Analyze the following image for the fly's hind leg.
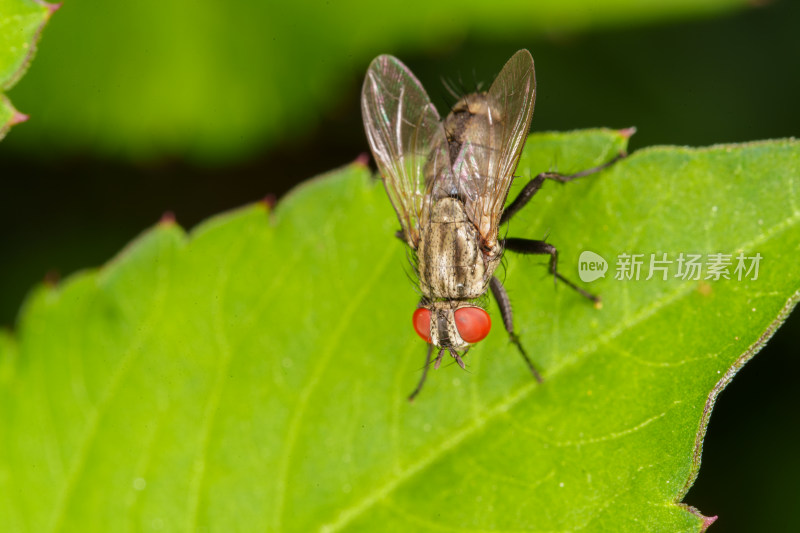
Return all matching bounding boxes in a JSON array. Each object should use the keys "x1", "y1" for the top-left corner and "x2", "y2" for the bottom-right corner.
[
  {"x1": 503, "y1": 238, "x2": 600, "y2": 305},
  {"x1": 489, "y1": 276, "x2": 543, "y2": 383},
  {"x1": 500, "y1": 152, "x2": 627, "y2": 226}
]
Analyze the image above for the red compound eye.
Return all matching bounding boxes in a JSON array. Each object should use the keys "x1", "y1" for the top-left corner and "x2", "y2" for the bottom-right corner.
[
  {"x1": 412, "y1": 308, "x2": 432, "y2": 342},
  {"x1": 454, "y1": 307, "x2": 491, "y2": 344}
]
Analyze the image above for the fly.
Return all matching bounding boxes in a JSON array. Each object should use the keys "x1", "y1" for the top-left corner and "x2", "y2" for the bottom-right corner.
[{"x1": 361, "y1": 50, "x2": 624, "y2": 400}]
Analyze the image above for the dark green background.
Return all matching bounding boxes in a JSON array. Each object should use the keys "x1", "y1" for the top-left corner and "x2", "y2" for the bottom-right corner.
[{"x1": 2, "y1": 1, "x2": 798, "y2": 530}]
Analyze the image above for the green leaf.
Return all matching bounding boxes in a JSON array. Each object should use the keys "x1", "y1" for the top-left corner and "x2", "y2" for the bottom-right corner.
[
  {"x1": 0, "y1": 0, "x2": 54, "y2": 140},
  {"x1": 4, "y1": 0, "x2": 749, "y2": 162},
  {"x1": 1, "y1": 129, "x2": 798, "y2": 532}
]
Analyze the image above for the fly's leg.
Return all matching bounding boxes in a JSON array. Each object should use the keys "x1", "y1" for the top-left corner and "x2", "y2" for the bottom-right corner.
[
  {"x1": 503, "y1": 238, "x2": 600, "y2": 304},
  {"x1": 500, "y1": 152, "x2": 626, "y2": 226},
  {"x1": 489, "y1": 276, "x2": 543, "y2": 383},
  {"x1": 450, "y1": 347, "x2": 467, "y2": 370},
  {"x1": 408, "y1": 343, "x2": 434, "y2": 402},
  {"x1": 498, "y1": 152, "x2": 623, "y2": 304}
]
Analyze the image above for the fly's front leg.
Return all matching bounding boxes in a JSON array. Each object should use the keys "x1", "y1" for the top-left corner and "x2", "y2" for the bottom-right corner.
[
  {"x1": 408, "y1": 343, "x2": 434, "y2": 402},
  {"x1": 489, "y1": 277, "x2": 543, "y2": 383},
  {"x1": 500, "y1": 152, "x2": 627, "y2": 225},
  {"x1": 503, "y1": 238, "x2": 600, "y2": 305}
]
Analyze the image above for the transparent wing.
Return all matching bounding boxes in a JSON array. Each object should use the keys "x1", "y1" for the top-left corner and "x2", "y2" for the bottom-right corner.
[
  {"x1": 456, "y1": 50, "x2": 536, "y2": 243},
  {"x1": 361, "y1": 55, "x2": 450, "y2": 248}
]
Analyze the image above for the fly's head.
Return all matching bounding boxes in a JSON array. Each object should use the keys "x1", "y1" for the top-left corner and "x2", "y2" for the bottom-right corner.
[{"x1": 412, "y1": 300, "x2": 491, "y2": 369}]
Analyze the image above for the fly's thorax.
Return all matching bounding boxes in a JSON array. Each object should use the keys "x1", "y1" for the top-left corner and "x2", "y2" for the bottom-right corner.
[
  {"x1": 444, "y1": 93, "x2": 504, "y2": 166},
  {"x1": 417, "y1": 198, "x2": 499, "y2": 299},
  {"x1": 442, "y1": 92, "x2": 508, "y2": 256}
]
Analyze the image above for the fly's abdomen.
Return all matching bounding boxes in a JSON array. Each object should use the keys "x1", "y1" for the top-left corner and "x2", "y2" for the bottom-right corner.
[{"x1": 418, "y1": 198, "x2": 487, "y2": 299}]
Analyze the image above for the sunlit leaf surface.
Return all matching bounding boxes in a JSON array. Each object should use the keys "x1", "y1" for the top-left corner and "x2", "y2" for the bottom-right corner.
[{"x1": 1, "y1": 130, "x2": 798, "y2": 532}]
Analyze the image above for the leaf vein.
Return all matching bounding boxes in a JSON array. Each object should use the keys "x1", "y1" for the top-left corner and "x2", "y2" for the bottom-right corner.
[
  {"x1": 272, "y1": 241, "x2": 397, "y2": 531},
  {"x1": 185, "y1": 225, "x2": 253, "y2": 530},
  {"x1": 47, "y1": 235, "x2": 175, "y2": 533}
]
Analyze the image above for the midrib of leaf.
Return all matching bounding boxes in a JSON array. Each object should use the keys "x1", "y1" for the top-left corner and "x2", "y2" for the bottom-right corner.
[
  {"x1": 47, "y1": 232, "x2": 175, "y2": 533},
  {"x1": 320, "y1": 183, "x2": 800, "y2": 533},
  {"x1": 272, "y1": 239, "x2": 398, "y2": 531}
]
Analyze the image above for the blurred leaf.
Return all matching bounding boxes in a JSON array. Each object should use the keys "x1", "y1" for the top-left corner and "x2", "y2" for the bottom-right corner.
[
  {"x1": 0, "y1": 0, "x2": 54, "y2": 140},
  {"x1": 4, "y1": 0, "x2": 749, "y2": 162},
  {"x1": 1, "y1": 129, "x2": 798, "y2": 532}
]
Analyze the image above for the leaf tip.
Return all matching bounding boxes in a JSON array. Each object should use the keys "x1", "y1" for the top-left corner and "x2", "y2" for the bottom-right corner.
[
  {"x1": 43, "y1": 269, "x2": 60, "y2": 288},
  {"x1": 618, "y1": 126, "x2": 637, "y2": 139},
  {"x1": 683, "y1": 504, "x2": 718, "y2": 532},
  {"x1": 33, "y1": 1, "x2": 62, "y2": 16},
  {"x1": 260, "y1": 194, "x2": 277, "y2": 210},
  {"x1": 159, "y1": 211, "x2": 177, "y2": 226},
  {"x1": 700, "y1": 514, "x2": 718, "y2": 532},
  {"x1": 10, "y1": 111, "x2": 30, "y2": 126},
  {"x1": 354, "y1": 152, "x2": 370, "y2": 167}
]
